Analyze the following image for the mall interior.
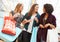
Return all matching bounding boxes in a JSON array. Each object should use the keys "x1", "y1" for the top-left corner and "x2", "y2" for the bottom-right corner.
[{"x1": 0, "y1": 0, "x2": 60, "y2": 42}]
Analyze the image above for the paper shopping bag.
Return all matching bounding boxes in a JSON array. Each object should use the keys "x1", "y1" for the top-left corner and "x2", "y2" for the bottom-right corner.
[{"x1": 2, "y1": 16, "x2": 16, "y2": 36}]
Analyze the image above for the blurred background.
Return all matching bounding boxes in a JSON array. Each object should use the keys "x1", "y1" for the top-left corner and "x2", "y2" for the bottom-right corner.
[{"x1": 0, "y1": 0, "x2": 60, "y2": 39}]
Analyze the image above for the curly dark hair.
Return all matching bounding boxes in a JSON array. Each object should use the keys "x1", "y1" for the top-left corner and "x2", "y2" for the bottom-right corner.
[{"x1": 44, "y1": 4, "x2": 54, "y2": 14}]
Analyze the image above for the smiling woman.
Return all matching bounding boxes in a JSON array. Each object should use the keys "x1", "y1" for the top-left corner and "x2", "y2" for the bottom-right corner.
[
  {"x1": 36, "y1": 0, "x2": 60, "y2": 42},
  {"x1": 0, "y1": 0, "x2": 60, "y2": 42},
  {"x1": 36, "y1": 0, "x2": 60, "y2": 28}
]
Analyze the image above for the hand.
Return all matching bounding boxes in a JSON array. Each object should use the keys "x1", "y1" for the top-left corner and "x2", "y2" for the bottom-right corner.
[
  {"x1": 49, "y1": 24, "x2": 56, "y2": 29},
  {"x1": 13, "y1": 14, "x2": 18, "y2": 18},
  {"x1": 22, "y1": 19, "x2": 31, "y2": 25},
  {"x1": 44, "y1": 23, "x2": 50, "y2": 28},
  {"x1": 34, "y1": 17, "x2": 38, "y2": 23},
  {"x1": 22, "y1": 19, "x2": 28, "y2": 25},
  {"x1": 39, "y1": 24, "x2": 44, "y2": 28},
  {"x1": 27, "y1": 19, "x2": 32, "y2": 22}
]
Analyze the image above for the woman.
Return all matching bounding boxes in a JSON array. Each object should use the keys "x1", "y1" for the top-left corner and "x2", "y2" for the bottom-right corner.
[
  {"x1": 18, "y1": 4, "x2": 40, "y2": 42},
  {"x1": 9, "y1": 3, "x2": 24, "y2": 42},
  {"x1": 37, "y1": 4, "x2": 56, "y2": 42},
  {"x1": 9, "y1": 3, "x2": 24, "y2": 28}
]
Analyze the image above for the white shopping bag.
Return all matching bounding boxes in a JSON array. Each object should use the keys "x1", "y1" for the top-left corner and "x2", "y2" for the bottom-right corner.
[{"x1": 47, "y1": 29, "x2": 58, "y2": 42}]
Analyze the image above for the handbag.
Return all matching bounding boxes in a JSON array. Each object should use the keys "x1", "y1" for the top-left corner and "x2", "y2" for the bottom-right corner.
[{"x1": 2, "y1": 16, "x2": 16, "y2": 36}]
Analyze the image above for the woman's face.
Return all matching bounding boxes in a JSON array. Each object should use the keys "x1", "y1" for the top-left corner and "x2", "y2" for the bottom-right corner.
[
  {"x1": 43, "y1": 7, "x2": 46, "y2": 13},
  {"x1": 34, "y1": 5, "x2": 39, "y2": 13},
  {"x1": 19, "y1": 5, "x2": 23, "y2": 12}
]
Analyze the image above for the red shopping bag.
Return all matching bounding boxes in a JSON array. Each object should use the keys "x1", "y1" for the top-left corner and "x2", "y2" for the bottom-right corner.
[{"x1": 2, "y1": 16, "x2": 16, "y2": 36}]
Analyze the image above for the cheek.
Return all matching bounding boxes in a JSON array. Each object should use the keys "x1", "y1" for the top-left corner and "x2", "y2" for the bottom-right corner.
[
  {"x1": 21, "y1": 7, "x2": 23, "y2": 9},
  {"x1": 35, "y1": 7, "x2": 38, "y2": 11},
  {"x1": 36, "y1": 8, "x2": 38, "y2": 11},
  {"x1": 20, "y1": 7, "x2": 23, "y2": 10},
  {"x1": 43, "y1": 9, "x2": 45, "y2": 12}
]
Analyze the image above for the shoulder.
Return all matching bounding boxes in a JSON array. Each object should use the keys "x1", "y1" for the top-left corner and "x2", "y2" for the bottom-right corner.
[
  {"x1": 51, "y1": 14, "x2": 56, "y2": 20},
  {"x1": 10, "y1": 11, "x2": 14, "y2": 13},
  {"x1": 41, "y1": 13, "x2": 45, "y2": 16},
  {"x1": 36, "y1": 13, "x2": 40, "y2": 18},
  {"x1": 10, "y1": 11, "x2": 14, "y2": 16},
  {"x1": 37, "y1": 13, "x2": 40, "y2": 16},
  {"x1": 23, "y1": 12, "x2": 28, "y2": 19},
  {"x1": 51, "y1": 14, "x2": 56, "y2": 18},
  {"x1": 25, "y1": 13, "x2": 28, "y2": 16},
  {"x1": 40, "y1": 13, "x2": 45, "y2": 18},
  {"x1": 24, "y1": 12, "x2": 28, "y2": 17}
]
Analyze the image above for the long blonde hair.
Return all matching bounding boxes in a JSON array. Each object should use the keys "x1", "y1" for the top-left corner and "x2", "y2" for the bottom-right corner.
[{"x1": 14, "y1": 3, "x2": 22, "y2": 13}]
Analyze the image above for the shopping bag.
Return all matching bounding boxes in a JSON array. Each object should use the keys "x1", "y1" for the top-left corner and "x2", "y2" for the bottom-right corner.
[
  {"x1": 30, "y1": 27, "x2": 38, "y2": 42},
  {"x1": 2, "y1": 16, "x2": 16, "y2": 36},
  {"x1": 47, "y1": 29, "x2": 58, "y2": 42}
]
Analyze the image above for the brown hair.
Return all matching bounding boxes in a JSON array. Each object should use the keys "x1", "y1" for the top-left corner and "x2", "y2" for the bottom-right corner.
[
  {"x1": 28, "y1": 4, "x2": 38, "y2": 16},
  {"x1": 14, "y1": 3, "x2": 22, "y2": 13}
]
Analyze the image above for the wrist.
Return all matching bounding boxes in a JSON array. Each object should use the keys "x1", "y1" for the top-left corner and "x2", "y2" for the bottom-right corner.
[
  {"x1": 20, "y1": 23, "x2": 24, "y2": 27},
  {"x1": 36, "y1": 20, "x2": 38, "y2": 23},
  {"x1": 48, "y1": 23, "x2": 50, "y2": 26}
]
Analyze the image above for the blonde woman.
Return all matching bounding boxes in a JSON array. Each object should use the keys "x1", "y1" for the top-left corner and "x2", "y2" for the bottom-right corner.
[
  {"x1": 9, "y1": 3, "x2": 24, "y2": 42},
  {"x1": 9, "y1": 3, "x2": 24, "y2": 28}
]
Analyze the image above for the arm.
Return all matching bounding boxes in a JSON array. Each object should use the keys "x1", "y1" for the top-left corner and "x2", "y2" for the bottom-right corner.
[
  {"x1": 20, "y1": 13, "x2": 28, "y2": 27},
  {"x1": 34, "y1": 14, "x2": 40, "y2": 26},
  {"x1": 21, "y1": 13, "x2": 28, "y2": 21},
  {"x1": 9, "y1": 12, "x2": 13, "y2": 18},
  {"x1": 9, "y1": 12, "x2": 15, "y2": 19},
  {"x1": 50, "y1": 16, "x2": 56, "y2": 29},
  {"x1": 44, "y1": 16, "x2": 56, "y2": 29}
]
